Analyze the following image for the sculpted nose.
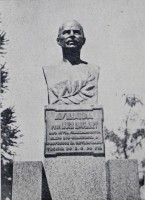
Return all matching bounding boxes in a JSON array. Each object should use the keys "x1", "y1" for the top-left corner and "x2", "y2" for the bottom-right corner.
[{"x1": 70, "y1": 30, "x2": 74, "y2": 36}]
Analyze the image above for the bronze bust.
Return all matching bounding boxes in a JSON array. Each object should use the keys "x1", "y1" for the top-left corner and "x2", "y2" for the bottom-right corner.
[{"x1": 43, "y1": 20, "x2": 100, "y2": 105}]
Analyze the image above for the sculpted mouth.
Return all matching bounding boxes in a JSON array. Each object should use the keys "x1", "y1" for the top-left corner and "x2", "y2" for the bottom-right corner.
[{"x1": 67, "y1": 40, "x2": 77, "y2": 45}]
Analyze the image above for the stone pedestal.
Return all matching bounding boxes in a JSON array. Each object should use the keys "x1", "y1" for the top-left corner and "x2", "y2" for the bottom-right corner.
[
  {"x1": 106, "y1": 159, "x2": 140, "y2": 200},
  {"x1": 12, "y1": 161, "x2": 42, "y2": 200},
  {"x1": 43, "y1": 105, "x2": 107, "y2": 199},
  {"x1": 44, "y1": 156, "x2": 107, "y2": 200}
]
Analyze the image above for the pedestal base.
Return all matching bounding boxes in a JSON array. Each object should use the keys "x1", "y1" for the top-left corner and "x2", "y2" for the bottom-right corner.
[
  {"x1": 12, "y1": 161, "x2": 42, "y2": 200},
  {"x1": 12, "y1": 159, "x2": 140, "y2": 200},
  {"x1": 44, "y1": 156, "x2": 107, "y2": 200},
  {"x1": 106, "y1": 159, "x2": 140, "y2": 200}
]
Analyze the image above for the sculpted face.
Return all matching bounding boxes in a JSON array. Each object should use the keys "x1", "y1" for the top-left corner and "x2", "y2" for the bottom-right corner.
[{"x1": 57, "y1": 20, "x2": 86, "y2": 50}]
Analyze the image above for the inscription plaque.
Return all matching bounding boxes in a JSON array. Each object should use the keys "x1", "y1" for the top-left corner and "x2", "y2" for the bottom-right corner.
[{"x1": 44, "y1": 106, "x2": 105, "y2": 156}]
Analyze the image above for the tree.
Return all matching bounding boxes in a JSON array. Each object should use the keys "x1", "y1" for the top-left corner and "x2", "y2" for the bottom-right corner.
[
  {"x1": 1, "y1": 107, "x2": 21, "y2": 200},
  {"x1": 105, "y1": 94, "x2": 145, "y2": 159},
  {"x1": 1, "y1": 19, "x2": 22, "y2": 200}
]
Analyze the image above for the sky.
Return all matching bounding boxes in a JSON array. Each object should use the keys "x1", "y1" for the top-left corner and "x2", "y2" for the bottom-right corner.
[{"x1": 1, "y1": 0, "x2": 145, "y2": 162}]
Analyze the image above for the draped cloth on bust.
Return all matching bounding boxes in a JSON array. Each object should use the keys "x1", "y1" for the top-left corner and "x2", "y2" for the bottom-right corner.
[{"x1": 43, "y1": 64, "x2": 100, "y2": 105}]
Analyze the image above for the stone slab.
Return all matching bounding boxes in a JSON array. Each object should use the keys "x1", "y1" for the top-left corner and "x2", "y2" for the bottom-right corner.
[
  {"x1": 44, "y1": 105, "x2": 105, "y2": 156},
  {"x1": 106, "y1": 159, "x2": 140, "y2": 200},
  {"x1": 12, "y1": 161, "x2": 42, "y2": 200},
  {"x1": 44, "y1": 156, "x2": 107, "y2": 200}
]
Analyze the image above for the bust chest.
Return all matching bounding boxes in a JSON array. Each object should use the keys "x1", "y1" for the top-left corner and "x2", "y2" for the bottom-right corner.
[{"x1": 43, "y1": 63, "x2": 99, "y2": 105}]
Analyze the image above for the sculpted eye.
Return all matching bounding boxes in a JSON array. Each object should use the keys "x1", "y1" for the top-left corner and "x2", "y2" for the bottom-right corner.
[
  {"x1": 63, "y1": 30, "x2": 70, "y2": 35},
  {"x1": 74, "y1": 30, "x2": 81, "y2": 35}
]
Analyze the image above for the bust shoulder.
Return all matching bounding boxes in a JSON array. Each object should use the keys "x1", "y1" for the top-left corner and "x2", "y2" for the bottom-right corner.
[
  {"x1": 42, "y1": 63, "x2": 100, "y2": 84},
  {"x1": 85, "y1": 64, "x2": 100, "y2": 73}
]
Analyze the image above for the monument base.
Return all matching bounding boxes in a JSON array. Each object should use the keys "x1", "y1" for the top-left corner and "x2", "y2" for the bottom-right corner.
[
  {"x1": 12, "y1": 161, "x2": 42, "y2": 200},
  {"x1": 12, "y1": 159, "x2": 140, "y2": 200},
  {"x1": 44, "y1": 156, "x2": 107, "y2": 200},
  {"x1": 106, "y1": 159, "x2": 140, "y2": 200}
]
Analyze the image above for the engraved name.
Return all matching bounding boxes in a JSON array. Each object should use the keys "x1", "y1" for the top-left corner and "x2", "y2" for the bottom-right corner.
[
  {"x1": 51, "y1": 121, "x2": 98, "y2": 130},
  {"x1": 55, "y1": 112, "x2": 93, "y2": 120}
]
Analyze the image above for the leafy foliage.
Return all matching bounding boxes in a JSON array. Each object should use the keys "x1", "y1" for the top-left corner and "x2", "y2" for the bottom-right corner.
[
  {"x1": 105, "y1": 127, "x2": 145, "y2": 159},
  {"x1": 105, "y1": 94, "x2": 145, "y2": 159},
  {"x1": 1, "y1": 107, "x2": 20, "y2": 161},
  {"x1": 1, "y1": 19, "x2": 22, "y2": 200},
  {"x1": 1, "y1": 106, "x2": 21, "y2": 200},
  {"x1": 0, "y1": 31, "x2": 8, "y2": 55},
  {"x1": 1, "y1": 63, "x2": 8, "y2": 93}
]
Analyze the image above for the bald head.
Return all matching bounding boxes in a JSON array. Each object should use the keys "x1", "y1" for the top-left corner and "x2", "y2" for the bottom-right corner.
[{"x1": 58, "y1": 20, "x2": 85, "y2": 37}]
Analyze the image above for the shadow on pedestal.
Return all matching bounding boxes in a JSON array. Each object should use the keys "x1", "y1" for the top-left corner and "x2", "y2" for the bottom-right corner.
[
  {"x1": 42, "y1": 166, "x2": 52, "y2": 200},
  {"x1": 12, "y1": 161, "x2": 52, "y2": 200}
]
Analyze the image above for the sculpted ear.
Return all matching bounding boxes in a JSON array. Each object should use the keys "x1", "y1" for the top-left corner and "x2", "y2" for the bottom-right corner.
[
  {"x1": 57, "y1": 37, "x2": 61, "y2": 46},
  {"x1": 82, "y1": 37, "x2": 86, "y2": 46}
]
